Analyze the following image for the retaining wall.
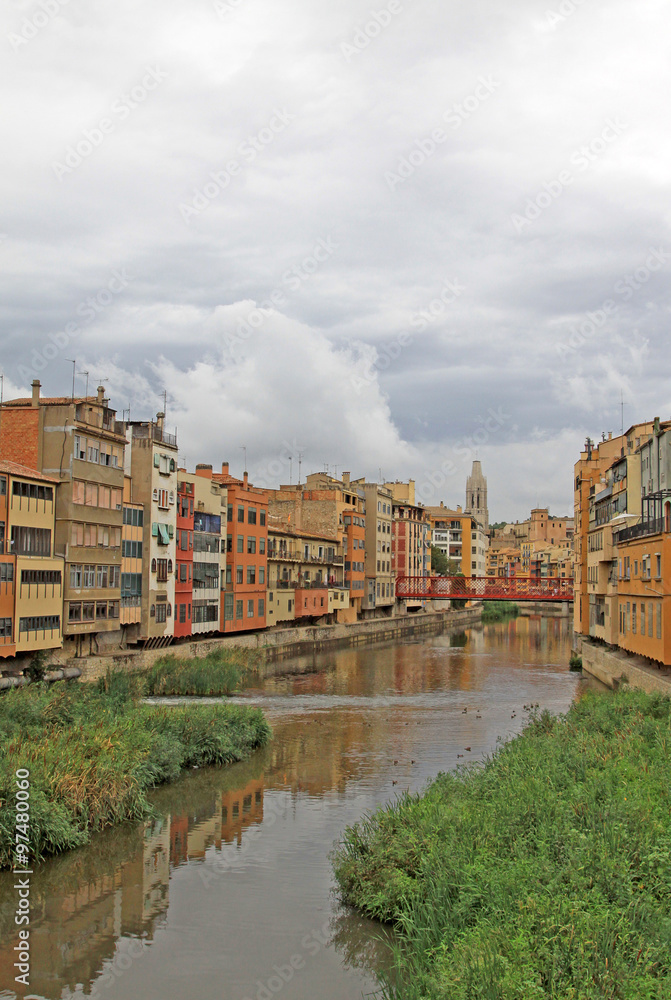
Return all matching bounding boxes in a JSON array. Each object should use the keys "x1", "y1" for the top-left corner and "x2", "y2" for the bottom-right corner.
[{"x1": 577, "y1": 636, "x2": 671, "y2": 695}]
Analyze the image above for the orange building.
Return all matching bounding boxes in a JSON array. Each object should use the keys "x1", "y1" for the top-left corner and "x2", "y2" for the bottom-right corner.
[{"x1": 212, "y1": 463, "x2": 268, "y2": 633}]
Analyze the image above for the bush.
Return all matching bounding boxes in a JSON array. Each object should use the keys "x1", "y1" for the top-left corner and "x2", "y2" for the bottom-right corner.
[
  {"x1": 142, "y1": 647, "x2": 259, "y2": 697},
  {"x1": 481, "y1": 601, "x2": 520, "y2": 622},
  {"x1": 0, "y1": 674, "x2": 270, "y2": 868},
  {"x1": 332, "y1": 690, "x2": 671, "y2": 999}
]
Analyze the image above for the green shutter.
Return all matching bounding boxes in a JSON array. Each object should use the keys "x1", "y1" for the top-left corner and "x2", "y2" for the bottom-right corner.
[
  {"x1": 168, "y1": 524, "x2": 174, "y2": 538},
  {"x1": 152, "y1": 523, "x2": 159, "y2": 537},
  {"x1": 153, "y1": 454, "x2": 160, "y2": 467}
]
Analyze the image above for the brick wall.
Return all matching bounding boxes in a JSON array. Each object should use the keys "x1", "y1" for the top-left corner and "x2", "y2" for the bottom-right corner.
[{"x1": 0, "y1": 409, "x2": 39, "y2": 468}]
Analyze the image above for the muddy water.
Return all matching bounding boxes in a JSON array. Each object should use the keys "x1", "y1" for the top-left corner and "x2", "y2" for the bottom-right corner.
[{"x1": 0, "y1": 616, "x2": 585, "y2": 1000}]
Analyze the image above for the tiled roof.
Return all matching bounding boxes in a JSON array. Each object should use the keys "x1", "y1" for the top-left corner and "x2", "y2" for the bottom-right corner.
[{"x1": 0, "y1": 460, "x2": 59, "y2": 483}]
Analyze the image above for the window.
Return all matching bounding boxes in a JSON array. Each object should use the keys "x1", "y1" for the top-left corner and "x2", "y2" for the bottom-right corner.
[
  {"x1": 179, "y1": 604, "x2": 186, "y2": 623},
  {"x1": 632, "y1": 602, "x2": 637, "y2": 634},
  {"x1": 157, "y1": 488, "x2": 169, "y2": 509},
  {"x1": 260, "y1": 510, "x2": 266, "y2": 526},
  {"x1": 97, "y1": 565, "x2": 108, "y2": 589},
  {"x1": 156, "y1": 559, "x2": 168, "y2": 582},
  {"x1": 70, "y1": 564, "x2": 82, "y2": 588},
  {"x1": 248, "y1": 508, "x2": 257, "y2": 524},
  {"x1": 656, "y1": 553, "x2": 662, "y2": 578},
  {"x1": 236, "y1": 566, "x2": 243, "y2": 584},
  {"x1": 0, "y1": 617, "x2": 12, "y2": 639},
  {"x1": 657, "y1": 602, "x2": 662, "y2": 639},
  {"x1": 226, "y1": 565, "x2": 232, "y2": 585},
  {"x1": 641, "y1": 603, "x2": 646, "y2": 636},
  {"x1": 227, "y1": 505, "x2": 233, "y2": 522},
  {"x1": 96, "y1": 601, "x2": 108, "y2": 619},
  {"x1": 237, "y1": 506, "x2": 245, "y2": 523},
  {"x1": 259, "y1": 538, "x2": 266, "y2": 555},
  {"x1": 259, "y1": 567, "x2": 265, "y2": 585},
  {"x1": 0, "y1": 563, "x2": 14, "y2": 583},
  {"x1": 10, "y1": 526, "x2": 51, "y2": 556},
  {"x1": 155, "y1": 603, "x2": 167, "y2": 624},
  {"x1": 19, "y1": 615, "x2": 60, "y2": 633},
  {"x1": 648, "y1": 602, "x2": 653, "y2": 638},
  {"x1": 82, "y1": 602, "x2": 95, "y2": 621},
  {"x1": 247, "y1": 567, "x2": 256, "y2": 584},
  {"x1": 236, "y1": 599, "x2": 243, "y2": 619},
  {"x1": 83, "y1": 565, "x2": 95, "y2": 588},
  {"x1": 123, "y1": 540, "x2": 143, "y2": 559},
  {"x1": 237, "y1": 535, "x2": 244, "y2": 553},
  {"x1": 69, "y1": 602, "x2": 82, "y2": 622},
  {"x1": 247, "y1": 599, "x2": 254, "y2": 617},
  {"x1": 247, "y1": 537, "x2": 256, "y2": 554}
]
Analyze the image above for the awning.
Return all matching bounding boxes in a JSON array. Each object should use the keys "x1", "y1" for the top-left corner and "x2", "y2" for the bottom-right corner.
[{"x1": 158, "y1": 523, "x2": 170, "y2": 546}]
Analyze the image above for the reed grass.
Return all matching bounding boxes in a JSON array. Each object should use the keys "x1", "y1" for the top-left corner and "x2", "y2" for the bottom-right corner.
[
  {"x1": 0, "y1": 673, "x2": 270, "y2": 868},
  {"x1": 481, "y1": 601, "x2": 520, "y2": 622},
  {"x1": 142, "y1": 646, "x2": 259, "y2": 696},
  {"x1": 332, "y1": 690, "x2": 671, "y2": 999}
]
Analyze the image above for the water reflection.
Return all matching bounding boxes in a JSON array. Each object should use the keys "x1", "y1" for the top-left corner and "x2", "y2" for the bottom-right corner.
[{"x1": 0, "y1": 617, "x2": 581, "y2": 1000}]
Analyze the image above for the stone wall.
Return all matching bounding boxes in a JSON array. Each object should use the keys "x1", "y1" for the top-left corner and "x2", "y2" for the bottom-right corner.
[
  {"x1": 61, "y1": 607, "x2": 483, "y2": 683},
  {"x1": 578, "y1": 636, "x2": 671, "y2": 695}
]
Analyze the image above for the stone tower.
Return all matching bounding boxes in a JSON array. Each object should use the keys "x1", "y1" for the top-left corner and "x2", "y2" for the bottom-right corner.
[{"x1": 465, "y1": 460, "x2": 489, "y2": 531}]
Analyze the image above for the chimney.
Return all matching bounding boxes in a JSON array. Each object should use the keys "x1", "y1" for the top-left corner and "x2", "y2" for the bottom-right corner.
[
  {"x1": 97, "y1": 385, "x2": 105, "y2": 404},
  {"x1": 243, "y1": 471, "x2": 249, "y2": 487},
  {"x1": 342, "y1": 472, "x2": 350, "y2": 485},
  {"x1": 457, "y1": 505, "x2": 462, "y2": 512},
  {"x1": 221, "y1": 462, "x2": 229, "y2": 476},
  {"x1": 31, "y1": 380, "x2": 41, "y2": 407},
  {"x1": 196, "y1": 463, "x2": 213, "y2": 479},
  {"x1": 156, "y1": 411, "x2": 165, "y2": 433}
]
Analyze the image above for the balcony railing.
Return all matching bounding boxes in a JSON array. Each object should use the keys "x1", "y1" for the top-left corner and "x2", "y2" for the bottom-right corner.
[{"x1": 615, "y1": 517, "x2": 665, "y2": 543}]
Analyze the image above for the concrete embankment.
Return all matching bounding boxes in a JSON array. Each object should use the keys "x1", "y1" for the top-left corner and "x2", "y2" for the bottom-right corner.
[
  {"x1": 576, "y1": 636, "x2": 671, "y2": 695},
  {"x1": 518, "y1": 602, "x2": 573, "y2": 617},
  {"x1": 39, "y1": 606, "x2": 483, "y2": 683}
]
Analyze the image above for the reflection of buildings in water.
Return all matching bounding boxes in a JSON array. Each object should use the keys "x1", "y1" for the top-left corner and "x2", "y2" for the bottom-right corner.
[
  {"x1": 169, "y1": 778, "x2": 265, "y2": 865},
  {"x1": 0, "y1": 817, "x2": 170, "y2": 1000}
]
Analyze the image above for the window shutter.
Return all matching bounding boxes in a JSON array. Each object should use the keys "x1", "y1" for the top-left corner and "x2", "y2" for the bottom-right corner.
[
  {"x1": 152, "y1": 488, "x2": 159, "y2": 502},
  {"x1": 153, "y1": 454, "x2": 160, "y2": 468},
  {"x1": 170, "y1": 459, "x2": 176, "y2": 472},
  {"x1": 152, "y1": 523, "x2": 159, "y2": 537},
  {"x1": 168, "y1": 524, "x2": 174, "y2": 538},
  {"x1": 169, "y1": 491, "x2": 175, "y2": 504}
]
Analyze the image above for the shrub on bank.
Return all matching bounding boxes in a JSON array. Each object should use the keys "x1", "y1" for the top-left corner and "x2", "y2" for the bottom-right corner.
[
  {"x1": 142, "y1": 647, "x2": 260, "y2": 697},
  {"x1": 332, "y1": 690, "x2": 671, "y2": 999},
  {"x1": 0, "y1": 676, "x2": 270, "y2": 868},
  {"x1": 481, "y1": 601, "x2": 520, "y2": 622}
]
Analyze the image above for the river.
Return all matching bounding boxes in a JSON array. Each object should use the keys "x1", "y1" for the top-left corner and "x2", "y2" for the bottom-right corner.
[{"x1": 0, "y1": 616, "x2": 587, "y2": 1000}]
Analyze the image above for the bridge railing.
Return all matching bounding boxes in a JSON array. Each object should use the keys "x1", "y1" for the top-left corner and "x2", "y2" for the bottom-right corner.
[{"x1": 396, "y1": 576, "x2": 574, "y2": 602}]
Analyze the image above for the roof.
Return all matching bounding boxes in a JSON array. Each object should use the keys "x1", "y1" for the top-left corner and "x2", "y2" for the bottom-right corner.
[
  {"x1": 0, "y1": 460, "x2": 59, "y2": 483},
  {"x1": 267, "y1": 518, "x2": 338, "y2": 543},
  {"x1": 2, "y1": 395, "x2": 100, "y2": 407}
]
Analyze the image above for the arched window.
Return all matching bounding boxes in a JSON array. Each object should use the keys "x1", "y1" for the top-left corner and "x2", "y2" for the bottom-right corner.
[
  {"x1": 151, "y1": 558, "x2": 157, "y2": 573},
  {"x1": 167, "y1": 559, "x2": 173, "y2": 574},
  {"x1": 167, "y1": 603, "x2": 172, "y2": 617}
]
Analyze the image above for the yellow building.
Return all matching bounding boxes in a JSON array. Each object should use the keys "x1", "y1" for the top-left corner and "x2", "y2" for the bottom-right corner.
[
  {"x1": 0, "y1": 460, "x2": 64, "y2": 659},
  {"x1": 121, "y1": 475, "x2": 143, "y2": 630},
  {"x1": 266, "y1": 518, "x2": 350, "y2": 625}
]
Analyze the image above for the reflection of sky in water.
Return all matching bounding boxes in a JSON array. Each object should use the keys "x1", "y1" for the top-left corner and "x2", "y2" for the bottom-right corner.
[{"x1": 0, "y1": 618, "x2": 582, "y2": 1000}]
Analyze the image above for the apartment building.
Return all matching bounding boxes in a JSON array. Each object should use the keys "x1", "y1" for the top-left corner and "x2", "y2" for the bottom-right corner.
[
  {"x1": 0, "y1": 460, "x2": 64, "y2": 659},
  {"x1": 1, "y1": 381, "x2": 126, "y2": 656},
  {"x1": 269, "y1": 472, "x2": 366, "y2": 617},
  {"x1": 266, "y1": 517, "x2": 349, "y2": 626},
  {"x1": 175, "y1": 475, "x2": 194, "y2": 639},
  {"x1": 354, "y1": 480, "x2": 395, "y2": 616},
  {"x1": 124, "y1": 414, "x2": 178, "y2": 647},
  {"x1": 212, "y1": 463, "x2": 268, "y2": 633},
  {"x1": 191, "y1": 466, "x2": 226, "y2": 635},
  {"x1": 574, "y1": 424, "x2": 654, "y2": 639},
  {"x1": 121, "y1": 475, "x2": 143, "y2": 633},
  {"x1": 386, "y1": 480, "x2": 430, "y2": 610}
]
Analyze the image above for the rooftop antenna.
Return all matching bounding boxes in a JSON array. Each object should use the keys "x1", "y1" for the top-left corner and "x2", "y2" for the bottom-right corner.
[
  {"x1": 240, "y1": 445, "x2": 247, "y2": 472},
  {"x1": 77, "y1": 370, "x2": 89, "y2": 398},
  {"x1": 621, "y1": 389, "x2": 624, "y2": 439},
  {"x1": 65, "y1": 359, "x2": 76, "y2": 400},
  {"x1": 289, "y1": 455, "x2": 293, "y2": 484},
  {"x1": 162, "y1": 389, "x2": 167, "y2": 416},
  {"x1": 298, "y1": 452, "x2": 303, "y2": 485}
]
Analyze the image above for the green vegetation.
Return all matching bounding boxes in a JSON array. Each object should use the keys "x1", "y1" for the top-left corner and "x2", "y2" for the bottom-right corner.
[
  {"x1": 570, "y1": 652, "x2": 583, "y2": 671},
  {"x1": 142, "y1": 647, "x2": 260, "y2": 696},
  {"x1": 481, "y1": 600, "x2": 520, "y2": 622},
  {"x1": 332, "y1": 690, "x2": 671, "y2": 999},
  {"x1": 431, "y1": 545, "x2": 449, "y2": 576},
  {"x1": 0, "y1": 672, "x2": 270, "y2": 868}
]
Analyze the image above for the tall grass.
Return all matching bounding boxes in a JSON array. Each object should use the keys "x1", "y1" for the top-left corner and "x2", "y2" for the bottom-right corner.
[
  {"x1": 332, "y1": 690, "x2": 671, "y2": 999},
  {"x1": 142, "y1": 647, "x2": 260, "y2": 696},
  {"x1": 0, "y1": 674, "x2": 270, "y2": 868},
  {"x1": 481, "y1": 601, "x2": 520, "y2": 622}
]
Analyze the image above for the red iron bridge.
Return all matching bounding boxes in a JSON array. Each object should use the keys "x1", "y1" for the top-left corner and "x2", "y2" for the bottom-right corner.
[{"x1": 396, "y1": 576, "x2": 574, "y2": 603}]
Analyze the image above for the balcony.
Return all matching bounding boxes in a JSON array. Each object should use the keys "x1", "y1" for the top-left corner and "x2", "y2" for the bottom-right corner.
[{"x1": 616, "y1": 517, "x2": 665, "y2": 543}]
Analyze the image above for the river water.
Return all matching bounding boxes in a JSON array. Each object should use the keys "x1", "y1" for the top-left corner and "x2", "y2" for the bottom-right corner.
[{"x1": 0, "y1": 616, "x2": 586, "y2": 1000}]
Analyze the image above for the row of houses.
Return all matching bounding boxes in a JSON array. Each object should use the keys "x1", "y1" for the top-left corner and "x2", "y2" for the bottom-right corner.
[
  {"x1": 574, "y1": 419, "x2": 671, "y2": 665},
  {"x1": 0, "y1": 381, "x2": 443, "y2": 662},
  {"x1": 486, "y1": 508, "x2": 575, "y2": 582}
]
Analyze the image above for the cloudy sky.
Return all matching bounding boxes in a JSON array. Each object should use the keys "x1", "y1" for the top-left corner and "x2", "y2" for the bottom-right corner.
[{"x1": 2, "y1": 0, "x2": 670, "y2": 520}]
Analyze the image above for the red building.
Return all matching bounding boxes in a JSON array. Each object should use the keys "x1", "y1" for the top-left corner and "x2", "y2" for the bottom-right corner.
[
  {"x1": 175, "y1": 477, "x2": 194, "y2": 637},
  {"x1": 212, "y1": 464, "x2": 268, "y2": 633}
]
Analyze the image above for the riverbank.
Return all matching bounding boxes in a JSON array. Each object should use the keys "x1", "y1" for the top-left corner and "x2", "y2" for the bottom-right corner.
[
  {"x1": 27, "y1": 606, "x2": 482, "y2": 684},
  {"x1": 0, "y1": 673, "x2": 270, "y2": 869},
  {"x1": 578, "y1": 636, "x2": 671, "y2": 695},
  {"x1": 481, "y1": 601, "x2": 520, "y2": 622},
  {"x1": 333, "y1": 689, "x2": 671, "y2": 999}
]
